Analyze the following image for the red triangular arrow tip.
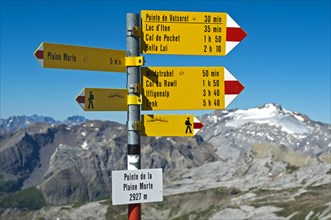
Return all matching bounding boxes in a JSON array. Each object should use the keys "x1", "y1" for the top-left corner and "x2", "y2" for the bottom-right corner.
[
  {"x1": 76, "y1": 96, "x2": 85, "y2": 103},
  {"x1": 34, "y1": 50, "x2": 43, "y2": 59},
  {"x1": 226, "y1": 27, "x2": 247, "y2": 42},
  {"x1": 225, "y1": 81, "x2": 244, "y2": 95},
  {"x1": 194, "y1": 122, "x2": 203, "y2": 129}
]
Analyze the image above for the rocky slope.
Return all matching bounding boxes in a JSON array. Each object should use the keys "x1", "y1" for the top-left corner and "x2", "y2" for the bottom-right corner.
[
  {"x1": 0, "y1": 120, "x2": 217, "y2": 206},
  {"x1": 0, "y1": 103, "x2": 330, "y2": 219}
]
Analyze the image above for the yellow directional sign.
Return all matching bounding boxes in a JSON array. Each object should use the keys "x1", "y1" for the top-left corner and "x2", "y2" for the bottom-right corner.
[
  {"x1": 141, "y1": 10, "x2": 247, "y2": 56},
  {"x1": 34, "y1": 42, "x2": 126, "y2": 72},
  {"x1": 142, "y1": 114, "x2": 203, "y2": 137},
  {"x1": 141, "y1": 67, "x2": 244, "y2": 111},
  {"x1": 76, "y1": 88, "x2": 127, "y2": 111}
]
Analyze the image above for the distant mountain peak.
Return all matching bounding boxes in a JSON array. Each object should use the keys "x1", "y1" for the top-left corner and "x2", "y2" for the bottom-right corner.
[
  {"x1": 233, "y1": 103, "x2": 297, "y2": 119},
  {"x1": 0, "y1": 115, "x2": 88, "y2": 132},
  {"x1": 208, "y1": 103, "x2": 311, "y2": 135},
  {"x1": 63, "y1": 115, "x2": 88, "y2": 125},
  {"x1": 200, "y1": 103, "x2": 330, "y2": 157}
]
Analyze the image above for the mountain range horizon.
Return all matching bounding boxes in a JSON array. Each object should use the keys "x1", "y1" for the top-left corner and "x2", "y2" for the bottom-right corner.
[
  {"x1": 1, "y1": 103, "x2": 330, "y2": 127},
  {"x1": 0, "y1": 102, "x2": 330, "y2": 219}
]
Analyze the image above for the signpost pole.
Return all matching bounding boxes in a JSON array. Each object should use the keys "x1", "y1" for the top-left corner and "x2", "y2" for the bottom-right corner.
[{"x1": 126, "y1": 13, "x2": 141, "y2": 220}]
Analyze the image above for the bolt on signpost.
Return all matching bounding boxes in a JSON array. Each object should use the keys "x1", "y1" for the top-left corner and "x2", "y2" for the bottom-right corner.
[{"x1": 35, "y1": 9, "x2": 246, "y2": 220}]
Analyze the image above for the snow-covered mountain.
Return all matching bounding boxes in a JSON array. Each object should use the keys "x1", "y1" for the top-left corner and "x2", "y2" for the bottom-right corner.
[{"x1": 200, "y1": 103, "x2": 330, "y2": 157}]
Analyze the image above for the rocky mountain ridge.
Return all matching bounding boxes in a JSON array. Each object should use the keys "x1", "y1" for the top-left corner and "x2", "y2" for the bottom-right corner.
[{"x1": 0, "y1": 103, "x2": 330, "y2": 219}]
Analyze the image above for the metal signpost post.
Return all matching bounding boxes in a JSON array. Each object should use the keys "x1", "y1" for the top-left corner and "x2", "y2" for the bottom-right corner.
[
  {"x1": 35, "y1": 9, "x2": 246, "y2": 220},
  {"x1": 126, "y1": 13, "x2": 142, "y2": 220}
]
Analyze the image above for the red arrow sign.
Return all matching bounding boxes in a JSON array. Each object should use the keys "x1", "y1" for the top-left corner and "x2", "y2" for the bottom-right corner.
[
  {"x1": 34, "y1": 50, "x2": 43, "y2": 59},
  {"x1": 194, "y1": 119, "x2": 204, "y2": 131},
  {"x1": 225, "y1": 14, "x2": 247, "y2": 54},
  {"x1": 224, "y1": 68, "x2": 245, "y2": 107},
  {"x1": 226, "y1": 27, "x2": 247, "y2": 42},
  {"x1": 225, "y1": 81, "x2": 244, "y2": 95}
]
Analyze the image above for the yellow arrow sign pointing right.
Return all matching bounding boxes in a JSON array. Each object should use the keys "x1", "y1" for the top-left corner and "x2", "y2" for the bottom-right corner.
[{"x1": 142, "y1": 114, "x2": 203, "y2": 137}]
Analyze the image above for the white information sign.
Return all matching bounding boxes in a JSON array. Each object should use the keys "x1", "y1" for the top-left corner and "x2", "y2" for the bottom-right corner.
[{"x1": 112, "y1": 168, "x2": 163, "y2": 205}]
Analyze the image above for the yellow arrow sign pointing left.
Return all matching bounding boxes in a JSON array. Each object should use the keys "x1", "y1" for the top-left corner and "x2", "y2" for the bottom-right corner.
[
  {"x1": 34, "y1": 42, "x2": 126, "y2": 72},
  {"x1": 76, "y1": 88, "x2": 127, "y2": 111}
]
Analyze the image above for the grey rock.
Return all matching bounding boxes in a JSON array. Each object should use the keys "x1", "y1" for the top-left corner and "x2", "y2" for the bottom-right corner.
[{"x1": 1, "y1": 103, "x2": 330, "y2": 219}]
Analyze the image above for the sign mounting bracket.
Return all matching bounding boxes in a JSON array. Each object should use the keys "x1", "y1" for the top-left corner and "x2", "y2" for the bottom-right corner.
[
  {"x1": 125, "y1": 56, "x2": 144, "y2": 66},
  {"x1": 127, "y1": 94, "x2": 142, "y2": 105}
]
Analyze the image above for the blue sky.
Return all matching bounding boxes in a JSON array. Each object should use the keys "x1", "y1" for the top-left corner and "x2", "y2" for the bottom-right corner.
[{"x1": 1, "y1": 0, "x2": 330, "y2": 124}]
